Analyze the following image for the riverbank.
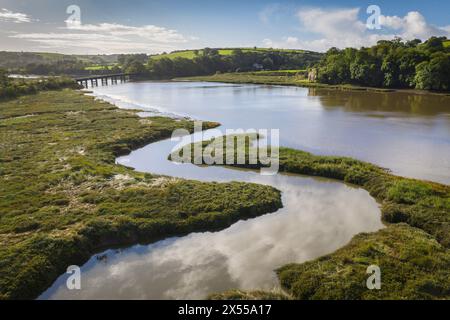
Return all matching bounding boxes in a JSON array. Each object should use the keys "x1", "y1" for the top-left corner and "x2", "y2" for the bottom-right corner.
[
  {"x1": 0, "y1": 77, "x2": 81, "y2": 101},
  {"x1": 0, "y1": 90, "x2": 282, "y2": 300},
  {"x1": 176, "y1": 73, "x2": 450, "y2": 96},
  {"x1": 174, "y1": 136, "x2": 450, "y2": 299}
]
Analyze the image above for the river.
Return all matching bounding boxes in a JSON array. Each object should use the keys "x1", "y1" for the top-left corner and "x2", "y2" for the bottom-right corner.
[{"x1": 39, "y1": 81, "x2": 449, "y2": 299}]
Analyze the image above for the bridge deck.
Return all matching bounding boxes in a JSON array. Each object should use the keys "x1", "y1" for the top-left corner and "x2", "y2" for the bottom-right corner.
[{"x1": 74, "y1": 73, "x2": 132, "y2": 82}]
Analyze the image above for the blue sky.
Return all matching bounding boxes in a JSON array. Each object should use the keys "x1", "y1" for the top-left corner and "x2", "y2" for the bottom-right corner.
[{"x1": 0, "y1": 0, "x2": 448, "y2": 54}]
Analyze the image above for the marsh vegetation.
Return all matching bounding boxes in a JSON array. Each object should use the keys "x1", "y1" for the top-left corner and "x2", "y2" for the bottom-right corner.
[
  {"x1": 0, "y1": 71, "x2": 80, "y2": 100},
  {"x1": 1, "y1": 79, "x2": 448, "y2": 300},
  {"x1": 0, "y1": 90, "x2": 282, "y2": 299},
  {"x1": 175, "y1": 135, "x2": 450, "y2": 299}
]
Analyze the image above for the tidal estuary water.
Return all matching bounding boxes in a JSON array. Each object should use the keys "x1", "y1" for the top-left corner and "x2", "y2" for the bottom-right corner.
[{"x1": 40, "y1": 82, "x2": 450, "y2": 299}]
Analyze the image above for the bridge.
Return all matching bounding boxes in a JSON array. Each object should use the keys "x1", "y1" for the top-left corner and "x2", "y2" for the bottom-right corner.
[{"x1": 75, "y1": 73, "x2": 134, "y2": 88}]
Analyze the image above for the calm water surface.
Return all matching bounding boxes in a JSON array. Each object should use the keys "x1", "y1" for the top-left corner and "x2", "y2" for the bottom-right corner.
[
  {"x1": 40, "y1": 82, "x2": 449, "y2": 299},
  {"x1": 94, "y1": 81, "x2": 450, "y2": 184}
]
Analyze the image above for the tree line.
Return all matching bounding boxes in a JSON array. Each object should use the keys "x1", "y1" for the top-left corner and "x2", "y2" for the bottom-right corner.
[
  {"x1": 0, "y1": 52, "x2": 122, "y2": 77},
  {"x1": 316, "y1": 36, "x2": 450, "y2": 91},
  {"x1": 23, "y1": 60, "x2": 92, "y2": 76},
  {"x1": 2, "y1": 37, "x2": 448, "y2": 91},
  {"x1": 0, "y1": 70, "x2": 80, "y2": 100},
  {"x1": 123, "y1": 48, "x2": 322, "y2": 79}
]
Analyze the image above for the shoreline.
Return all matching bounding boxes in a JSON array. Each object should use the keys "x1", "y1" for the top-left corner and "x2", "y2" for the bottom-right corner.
[
  {"x1": 1, "y1": 87, "x2": 448, "y2": 300},
  {"x1": 0, "y1": 89, "x2": 282, "y2": 300},
  {"x1": 174, "y1": 75, "x2": 450, "y2": 96},
  {"x1": 69, "y1": 87, "x2": 450, "y2": 300},
  {"x1": 176, "y1": 136, "x2": 450, "y2": 299}
]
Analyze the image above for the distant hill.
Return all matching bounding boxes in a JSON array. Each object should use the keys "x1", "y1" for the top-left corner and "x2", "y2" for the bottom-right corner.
[
  {"x1": 150, "y1": 48, "x2": 322, "y2": 61},
  {"x1": 0, "y1": 52, "x2": 119, "y2": 69},
  {"x1": 0, "y1": 48, "x2": 322, "y2": 69},
  {"x1": 0, "y1": 48, "x2": 323, "y2": 77}
]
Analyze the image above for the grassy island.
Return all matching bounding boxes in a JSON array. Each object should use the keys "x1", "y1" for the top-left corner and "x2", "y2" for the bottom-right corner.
[
  {"x1": 0, "y1": 90, "x2": 282, "y2": 299},
  {"x1": 172, "y1": 136, "x2": 450, "y2": 299}
]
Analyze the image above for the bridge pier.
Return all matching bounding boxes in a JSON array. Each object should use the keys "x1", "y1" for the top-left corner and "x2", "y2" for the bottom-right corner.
[{"x1": 75, "y1": 74, "x2": 132, "y2": 88}]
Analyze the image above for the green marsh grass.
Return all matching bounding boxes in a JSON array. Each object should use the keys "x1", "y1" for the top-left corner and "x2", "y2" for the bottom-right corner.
[
  {"x1": 0, "y1": 90, "x2": 282, "y2": 299},
  {"x1": 174, "y1": 135, "x2": 450, "y2": 300}
]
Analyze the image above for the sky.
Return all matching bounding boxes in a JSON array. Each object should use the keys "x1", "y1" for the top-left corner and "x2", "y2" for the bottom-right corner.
[{"x1": 0, "y1": 0, "x2": 449, "y2": 54}]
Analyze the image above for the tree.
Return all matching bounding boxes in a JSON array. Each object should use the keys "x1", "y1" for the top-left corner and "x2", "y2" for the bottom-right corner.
[
  {"x1": 314, "y1": 36, "x2": 449, "y2": 90},
  {"x1": 124, "y1": 60, "x2": 147, "y2": 75},
  {"x1": 406, "y1": 39, "x2": 422, "y2": 48},
  {"x1": 423, "y1": 37, "x2": 444, "y2": 53},
  {"x1": 381, "y1": 52, "x2": 400, "y2": 87},
  {"x1": 398, "y1": 49, "x2": 427, "y2": 87},
  {"x1": 350, "y1": 51, "x2": 382, "y2": 87},
  {"x1": 414, "y1": 53, "x2": 450, "y2": 91},
  {"x1": 0, "y1": 69, "x2": 9, "y2": 87},
  {"x1": 118, "y1": 54, "x2": 148, "y2": 65},
  {"x1": 171, "y1": 58, "x2": 198, "y2": 77},
  {"x1": 262, "y1": 57, "x2": 274, "y2": 69},
  {"x1": 317, "y1": 48, "x2": 351, "y2": 84},
  {"x1": 202, "y1": 48, "x2": 219, "y2": 57}
]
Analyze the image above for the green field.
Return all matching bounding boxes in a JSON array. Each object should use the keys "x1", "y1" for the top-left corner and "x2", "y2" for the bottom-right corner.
[
  {"x1": 29, "y1": 52, "x2": 119, "y2": 65},
  {"x1": 444, "y1": 40, "x2": 450, "y2": 48},
  {"x1": 177, "y1": 72, "x2": 425, "y2": 93},
  {"x1": 150, "y1": 48, "x2": 308, "y2": 60},
  {"x1": 177, "y1": 71, "x2": 311, "y2": 85},
  {"x1": 84, "y1": 64, "x2": 118, "y2": 71},
  {"x1": 244, "y1": 70, "x2": 307, "y2": 76}
]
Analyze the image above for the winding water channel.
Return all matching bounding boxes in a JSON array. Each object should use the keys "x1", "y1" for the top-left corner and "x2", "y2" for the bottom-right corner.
[{"x1": 39, "y1": 82, "x2": 450, "y2": 299}]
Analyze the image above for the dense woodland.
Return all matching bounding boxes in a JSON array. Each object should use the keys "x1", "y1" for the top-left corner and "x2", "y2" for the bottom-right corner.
[{"x1": 317, "y1": 37, "x2": 450, "y2": 91}]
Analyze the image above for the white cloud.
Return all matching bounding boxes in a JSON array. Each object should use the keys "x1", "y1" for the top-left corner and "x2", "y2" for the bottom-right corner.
[
  {"x1": 24, "y1": 39, "x2": 170, "y2": 54},
  {"x1": 262, "y1": 7, "x2": 450, "y2": 52},
  {"x1": 378, "y1": 15, "x2": 404, "y2": 30},
  {"x1": 10, "y1": 21, "x2": 197, "y2": 54},
  {"x1": 0, "y1": 8, "x2": 32, "y2": 23},
  {"x1": 380, "y1": 11, "x2": 449, "y2": 39},
  {"x1": 285, "y1": 36, "x2": 300, "y2": 46},
  {"x1": 297, "y1": 8, "x2": 366, "y2": 38},
  {"x1": 11, "y1": 33, "x2": 123, "y2": 41},
  {"x1": 262, "y1": 32, "x2": 391, "y2": 53},
  {"x1": 263, "y1": 36, "x2": 308, "y2": 49},
  {"x1": 258, "y1": 4, "x2": 282, "y2": 24},
  {"x1": 262, "y1": 38, "x2": 274, "y2": 47},
  {"x1": 65, "y1": 23, "x2": 188, "y2": 43}
]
